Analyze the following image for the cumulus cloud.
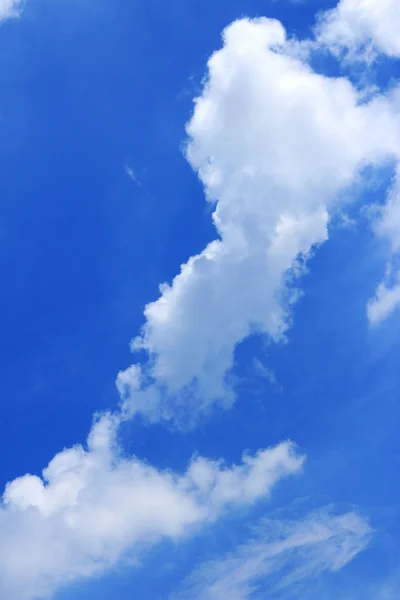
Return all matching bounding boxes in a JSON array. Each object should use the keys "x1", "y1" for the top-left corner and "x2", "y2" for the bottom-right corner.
[
  {"x1": 1, "y1": 3, "x2": 398, "y2": 598},
  {"x1": 0, "y1": 414, "x2": 303, "y2": 599},
  {"x1": 173, "y1": 507, "x2": 372, "y2": 600},
  {"x1": 316, "y1": 0, "x2": 400, "y2": 59},
  {"x1": 119, "y1": 16, "x2": 400, "y2": 423}
]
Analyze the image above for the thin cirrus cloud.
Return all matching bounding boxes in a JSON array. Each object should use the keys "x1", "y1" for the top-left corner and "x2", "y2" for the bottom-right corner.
[
  {"x1": 1, "y1": 1, "x2": 399, "y2": 598},
  {"x1": 173, "y1": 507, "x2": 372, "y2": 600},
  {"x1": 118, "y1": 15, "x2": 400, "y2": 425}
]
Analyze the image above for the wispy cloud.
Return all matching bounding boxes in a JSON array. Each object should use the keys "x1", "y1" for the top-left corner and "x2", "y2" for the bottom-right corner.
[
  {"x1": 367, "y1": 277, "x2": 400, "y2": 325},
  {"x1": 368, "y1": 169, "x2": 400, "y2": 324},
  {"x1": 173, "y1": 507, "x2": 372, "y2": 600},
  {"x1": 124, "y1": 164, "x2": 141, "y2": 186}
]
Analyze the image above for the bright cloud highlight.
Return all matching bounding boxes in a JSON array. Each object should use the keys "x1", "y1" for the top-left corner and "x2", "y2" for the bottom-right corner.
[
  {"x1": 316, "y1": 0, "x2": 400, "y2": 59},
  {"x1": 120, "y1": 16, "x2": 400, "y2": 423}
]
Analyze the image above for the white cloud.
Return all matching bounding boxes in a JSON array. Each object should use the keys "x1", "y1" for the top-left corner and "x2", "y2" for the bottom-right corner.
[
  {"x1": 173, "y1": 507, "x2": 372, "y2": 600},
  {"x1": 0, "y1": 413, "x2": 303, "y2": 599},
  {"x1": 367, "y1": 276, "x2": 400, "y2": 324},
  {"x1": 316, "y1": 0, "x2": 400, "y2": 59},
  {"x1": 0, "y1": 0, "x2": 22, "y2": 20},
  {"x1": 375, "y1": 171, "x2": 400, "y2": 255},
  {"x1": 367, "y1": 167, "x2": 400, "y2": 324},
  {"x1": 119, "y1": 16, "x2": 400, "y2": 423},
  {"x1": 1, "y1": 5, "x2": 399, "y2": 598}
]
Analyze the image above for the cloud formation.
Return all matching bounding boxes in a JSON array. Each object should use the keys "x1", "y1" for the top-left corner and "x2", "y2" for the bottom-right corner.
[
  {"x1": 367, "y1": 274, "x2": 400, "y2": 325},
  {"x1": 174, "y1": 507, "x2": 372, "y2": 600},
  {"x1": 1, "y1": 1, "x2": 398, "y2": 598},
  {"x1": 120, "y1": 16, "x2": 400, "y2": 423},
  {"x1": 368, "y1": 169, "x2": 400, "y2": 324},
  {"x1": 0, "y1": 414, "x2": 303, "y2": 599},
  {"x1": 316, "y1": 0, "x2": 400, "y2": 59},
  {"x1": 0, "y1": 0, "x2": 22, "y2": 20}
]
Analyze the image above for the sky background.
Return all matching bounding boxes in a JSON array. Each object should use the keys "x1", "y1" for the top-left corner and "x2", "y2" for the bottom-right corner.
[{"x1": 1, "y1": 0, "x2": 400, "y2": 599}]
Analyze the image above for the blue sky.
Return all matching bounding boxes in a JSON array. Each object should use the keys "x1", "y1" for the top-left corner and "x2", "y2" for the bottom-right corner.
[{"x1": 1, "y1": 0, "x2": 400, "y2": 598}]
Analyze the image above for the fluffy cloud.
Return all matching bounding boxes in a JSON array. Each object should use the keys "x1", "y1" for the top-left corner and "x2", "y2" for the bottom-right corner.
[
  {"x1": 0, "y1": 414, "x2": 303, "y2": 599},
  {"x1": 1, "y1": 4, "x2": 398, "y2": 599},
  {"x1": 119, "y1": 16, "x2": 400, "y2": 423},
  {"x1": 174, "y1": 507, "x2": 372, "y2": 600},
  {"x1": 316, "y1": 0, "x2": 400, "y2": 59}
]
